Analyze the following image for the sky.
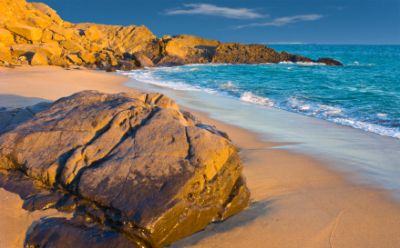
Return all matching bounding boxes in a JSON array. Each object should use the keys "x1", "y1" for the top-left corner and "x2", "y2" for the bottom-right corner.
[{"x1": 30, "y1": 0, "x2": 400, "y2": 44}]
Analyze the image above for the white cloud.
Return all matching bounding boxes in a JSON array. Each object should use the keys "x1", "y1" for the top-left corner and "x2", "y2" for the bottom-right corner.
[
  {"x1": 165, "y1": 3, "x2": 266, "y2": 19},
  {"x1": 236, "y1": 14, "x2": 323, "y2": 28}
]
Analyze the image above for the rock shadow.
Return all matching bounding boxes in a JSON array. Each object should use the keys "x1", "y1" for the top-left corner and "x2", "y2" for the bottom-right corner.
[
  {"x1": 0, "y1": 94, "x2": 51, "y2": 133},
  {"x1": 170, "y1": 200, "x2": 272, "y2": 247},
  {"x1": 0, "y1": 94, "x2": 50, "y2": 109}
]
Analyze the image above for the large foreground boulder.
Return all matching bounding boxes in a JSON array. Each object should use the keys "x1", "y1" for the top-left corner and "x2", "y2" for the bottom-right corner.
[{"x1": 0, "y1": 90, "x2": 250, "y2": 247}]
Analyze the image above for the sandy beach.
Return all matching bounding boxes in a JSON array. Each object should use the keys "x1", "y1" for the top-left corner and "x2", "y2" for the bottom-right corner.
[{"x1": 1, "y1": 66, "x2": 400, "y2": 247}]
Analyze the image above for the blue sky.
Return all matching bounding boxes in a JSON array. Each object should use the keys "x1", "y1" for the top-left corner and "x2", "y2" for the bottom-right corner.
[{"x1": 31, "y1": 0, "x2": 400, "y2": 44}]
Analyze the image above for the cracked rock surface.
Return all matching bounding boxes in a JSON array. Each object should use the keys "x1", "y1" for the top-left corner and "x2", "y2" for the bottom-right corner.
[{"x1": 0, "y1": 90, "x2": 250, "y2": 247}]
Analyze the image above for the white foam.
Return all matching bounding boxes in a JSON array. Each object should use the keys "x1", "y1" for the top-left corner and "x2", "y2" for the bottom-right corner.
[
  {"x1": 288, "y1": 97, "x2": 343, "y2": 118},
  {"x1": 279, "y1": 61, "x2": 325, "y2": 66},
  {"x1": 120, "y1": 69, "x2": 218, "y2": 94},
  {"x1": 332, "y1": 118, "x2": 400, "y2": 139},
  {"x1": 349, "y1": 61, "x2": 375, "y2": 67},
  {"x1": 220, "y1": 81, "x2": 238, "y2": 91},
  {"x1": 286, "y1": 97, "x2": 399, "y2": 139},
  {"x1": 240, "y1": 92, "x2": 274, "y2": 106},
  {"x1": 377, "y1": 113, "x2": 388, "y2": 119},
  {"x1": 182, "y1": 63, "x2": 230, "y2": 67}
]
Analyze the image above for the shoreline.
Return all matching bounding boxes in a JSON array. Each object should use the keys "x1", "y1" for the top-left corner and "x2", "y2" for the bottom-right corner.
[
  {"x1": 0, "y1": 66, "x2": 399, "y2": 247},
  {"x1": 123, "y1": 70, "x2": 400, "y2": 198},
  {"x1": 121, "y1": 63, "x2": 400, "y2": 141}
]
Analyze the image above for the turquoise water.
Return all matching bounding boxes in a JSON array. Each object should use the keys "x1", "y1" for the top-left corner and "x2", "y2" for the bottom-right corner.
[{"x1": 122, "y1": 45, "x2": 400, "y2": 139}]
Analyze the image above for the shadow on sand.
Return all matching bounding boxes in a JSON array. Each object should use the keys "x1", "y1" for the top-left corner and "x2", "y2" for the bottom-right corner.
[
  {"x1": 0, "y1": 94, "x2": 50, "y2": 109},
  {"x1": 171, "y1": 200, "x2": 272, "y2": 247}
]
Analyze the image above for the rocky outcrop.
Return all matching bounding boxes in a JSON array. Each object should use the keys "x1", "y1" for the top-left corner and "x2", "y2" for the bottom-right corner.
[
  {"x1": 212, "y1": 43, "x2": 282, "y2": 64},
  {"x1": 0, "y1": 0, "x2": 158, "y2": 69},
  {"x1": 0, "y1": 0, "x2": 342, "y2": 68},
  {"x1": 159, "y1": 35, "x2": 220, "y2": 65},
  {"x1": 212, "y1": 43, "x2": 342, "y2": 65},
  {"x1": 0, "y1": 91, "x2": 250, "y2": 247}
]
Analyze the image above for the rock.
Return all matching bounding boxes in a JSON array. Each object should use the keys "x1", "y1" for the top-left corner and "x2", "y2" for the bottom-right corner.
[
  {"x1": 0, "y1": 44, "x2": 12, "y2": 65},
  {"x1": 0, "y1": 110, "x2": 14, "y2": 132},
  {"x1": 0, "y1": 91, "x2": 250, "y2": 247},
  {"x1": 0, "y1": 28, "x2": 14, "y2": 45},
  {"x1": 79, "y1": 51, "x2": 96, "y2": 64},
  {"x1": 156, "y1": 55, "x2": 186, "y2": 66},
  {"x1": 75, "y1": 24, "x2": 158, "y2": 55},
  {"x1": 164, "y1": 35, "x2": 220, "y2": 63},
  {"x1": 26, "y1": 218, "x2": 138, "y2": 248},
  {"x1": 39, "y1": 41, "x2": 63, "y2": 57},
  {"x1": 212, "y1": 43, "x2": 282, "y2": 64},
  {"x1": 11, "y1": 44, "x2": 36, "y2": 56},
  {"x1": 52, "y1": 33, "x2": 65, "y2": 41},
  {"x1": 6, "y1": 24, "x2": 43, "y2": 42},
  {"x1": 317, "y1": 57, "x2": 343, "y2": 66},
  {"x1": 26, "y1": 15, "x2": 52, "y2": 29},
  {"x1": 48, "y1": 24, "x2": 75, "y2": 40},
  {"x1": 30, "y1": 2, "x2": 64, "y2": 25},
  {"x1": 81, "y1": 25, "x2": 102, "y2": 41},
  {"x1": 279, "y1": 51, "x2": 314, "y2": 63},
  {"x1": 41, "y1": 29, "x2": 53, "y2": 42},
  {"x1": 11, "y1": 43, "x2": 62, "y2": 58},
  {"x1": 133, "y1": 52, "x2": 154, "y2": 67},
  {"x1": 109, "y1": 53, "x2": 118, "y2": 66},
  {"x1": 30, "y1": 51, "x2": 48, "y2": 65},
  {"x1": 61, "y1": 40, "x2": 84, "y2": 53},
  {"x1": 48, "y1": 56, "x2": 70, "y2": 67},
  {"x1": 66, "y1": 54, "x2": 82, "y2": 64},
  {"x1": 118, "y1": 60, "x2": 138, "y2": 71}
]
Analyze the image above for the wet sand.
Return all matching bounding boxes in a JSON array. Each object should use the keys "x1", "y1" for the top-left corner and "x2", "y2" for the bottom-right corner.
[{"x1": 0, "y1": 66, "x2": 399, "y2": 247}]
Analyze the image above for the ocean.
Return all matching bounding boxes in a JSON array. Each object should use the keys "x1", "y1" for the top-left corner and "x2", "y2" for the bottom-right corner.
[
  {"x1": 120, "y1": 45, "x2": 400, "y2": 196},
  {"x1": 122, "y1": 45, "x2": 400, "y2": 139}
]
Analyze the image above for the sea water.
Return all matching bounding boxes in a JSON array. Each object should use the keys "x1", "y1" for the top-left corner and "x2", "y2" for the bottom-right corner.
[
  {"x1": 123, "y1": 45, "x2": 400, "y2": 139},
  {"x1": 120, "y1": 45, "x2": 400, "y2": 197}
]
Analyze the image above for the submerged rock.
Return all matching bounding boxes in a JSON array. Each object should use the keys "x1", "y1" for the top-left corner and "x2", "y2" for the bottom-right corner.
[{"x1": 0, "y1": 91, "x2": 250, "y2": 247}]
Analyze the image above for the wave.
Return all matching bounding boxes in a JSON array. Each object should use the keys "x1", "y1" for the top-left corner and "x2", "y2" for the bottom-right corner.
[
  {"x1": 240, "y1": 92, "x2": 274, "y2": 106},
  {"x1": 279, "y1": 61, "x2": 325, "y2": 66},
  {"x1": 220, "y1": 81, "x2": 239, "y2": 91},
  {"x1": 120, "y1": 70, "x2": 217, "y2": 94},
  {"x1": 348, "y1": 61, "x2": 375, "y2": 67},
  {"x1": 181, "y1": 63, "x2": 230, "y2": 67},
  {"x1": 119, "y1": 66, "x2": 400, "y2": 140},
  {"x1": 285, "y1": 97, "x2": 399, "y2": 139},
  {"x1": 332, "y1": 118, "x2": 400, "y2": 139},
  {"x1": 287, "y1": 97, "x2": 343, "y2": 118}
]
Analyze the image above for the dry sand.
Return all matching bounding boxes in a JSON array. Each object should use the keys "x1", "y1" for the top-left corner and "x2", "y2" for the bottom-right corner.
[
  {"x1": 0, "y1": 66, "x2": 128, "y2": 102},
  {"x1": 0, "y1": 66, "x2": 399, "y2": 248}
]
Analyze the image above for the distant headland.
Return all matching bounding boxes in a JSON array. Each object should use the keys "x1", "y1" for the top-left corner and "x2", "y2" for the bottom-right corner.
[{"x1": 0, "y1": 0, "x2": 342, "y2": 71}]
